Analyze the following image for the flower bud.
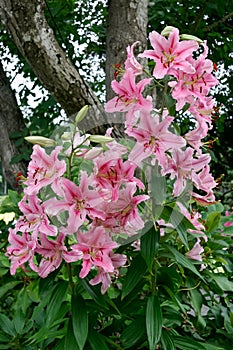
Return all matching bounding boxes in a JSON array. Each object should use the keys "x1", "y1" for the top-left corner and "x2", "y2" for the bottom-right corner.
[
  {"x1": 61, "y1": 132, "x2": 72, "y2": 141},
  {"x1": 89, "y1": 135, "x2": 114, "y2": 143},
  {"x1": 161, "y1": 26, "x2": 176, "y2": 37},
  {"x1": 24, "y1": 136, "x2": 56, "y2": 147},
  {"x1": 83, "y1": 147, "x2": 103, "y2": 160},
  {"x1": 180, "y1": 34, "x2": 203, "y2": 43},
  {"x1": 75, "y1": 105, "x2": 89, "y2": 124}
]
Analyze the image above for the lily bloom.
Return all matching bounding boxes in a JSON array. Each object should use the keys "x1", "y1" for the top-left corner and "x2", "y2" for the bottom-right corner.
[
  {"x1": 89, "y1": 252, "x2": 127, "y2": 294},
  {"x1": 163, "y1": 148, "x2": 211, "y2": 197},
  {"x1": 18, "y1": 195, "x2": 57, "y2": 236},
  {"x1": 6, "y1": 228, "x2": 37, "y2": 275},
  {"x1": 72, "y1": 226, "x2": 118, "y2": 279},
  {"x1": 124, "y1": 41, "x2": 144, "y2": 75},
  {"x1": 24, "y1": 145, "x2": 66, "y2": 195},
  {"x1": 139, "y1": 28, "x2": 198, "y2": 79},
  {"x1": 92, "y1": 154, "x2": 144, "y2": 201},
  {"x1": 186, "y1": 239, "x2": 204, "y2": 261},
  {"x1": 35, "y1": 233, "x2": 83, "y2": 278},
  {"x1": 127, "y1": 111, "x2": 186, "y2": 167},
  {"x1": 105, "y1": 68, "x2": 152, "y2": 124},
  {"x1": 44, "y1": 171, "x2": 105, "y2": 234}
]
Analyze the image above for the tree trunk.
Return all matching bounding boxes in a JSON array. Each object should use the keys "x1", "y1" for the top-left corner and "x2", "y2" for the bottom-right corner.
[
  {"x1": 0, "y1": 61, "x2": 27, "y2": 191},
  {"x1": 106, "y1": 0, "x2": 148, "y2": 100},
  {"x1": 0, "y1": 0, "x2": 108, "y2": 132}
]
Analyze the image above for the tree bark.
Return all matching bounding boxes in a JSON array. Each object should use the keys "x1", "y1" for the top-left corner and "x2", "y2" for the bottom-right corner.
[
  {"x1": 0, "y1": 0, "x2": 109, "y2": 132},
  {"x1": 106, "y1": 0, "x2": 148, "y2": 100},
  {"x1": 0, "y1": 61, "x2": 27, "y2": 191}
]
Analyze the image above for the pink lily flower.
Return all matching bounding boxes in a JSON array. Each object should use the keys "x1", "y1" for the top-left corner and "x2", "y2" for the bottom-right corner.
[
  {"x1": 186, "y1": 239, "x2": 204, "y2": 261},
  {"x1": 18, "y1": 195, "x2": 57, "y2": 236},
  {"x1": 92, "y1": 153, "x2": 144, "y2": 201},
  {"x1": 35, "y1": 233, "x2": 83, "y2": 278},
  {"x1": 177, "y1": 202, "x2": 207, "y2": 240},
  {"x1": 6, "y1": 228, "x2": 38, "y2": 275},
  {"x1": 44, "y1": 171, "x2": 105, "y2": 234},
  {"x1": 163, "y1": 147, "x2": 211, "y2": 197},
  {"x1": 105, "y1": 68, "x2": 152, "y2": 124},
  {"x1": 72, "y1": 226, "x2": 118, "y2": 279},
  {"x1": 89, "y1": 252, "x2": 127, "y2": 294},
  {"x1": 127, "y1": 111, "x2": 186, "y2": 167},
  {"x1": 192, "y1": 164, "x2": 217, "y2": 194},
  {"x1": 184, "y1": 118, "x2": 208, "y2": 154},
  {"x1": 125, "y1": 41, "x2": 144, "y2": 75},
  {"x1": 139, "y1": 28, "x2": 198, "y2": 79},
  {"x1": 169, "y1": 52, "x2": 218, "y2": 110},
  {"x1": 24, "y1": 145, "x2": 66, "y2": 195},
  {"x1": 111, "y1": 182, "x2": 150, "y2": 233}
]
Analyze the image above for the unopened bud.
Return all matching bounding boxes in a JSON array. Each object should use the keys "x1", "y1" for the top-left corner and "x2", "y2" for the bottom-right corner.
[
  {"x1": 75, "y1": 105, "x2": 89, "y2": 124},
  {"x1": 61, "y1": 132, "x2": 72, "y2": 141},
  {"x1": 84, "y1": 147, "x2": 103, "y2": 160},
  {"x1": 180, "y1": 34, "x2": 203, "y2": 43},
  {"x1": 161, "y1": 26, "x2": 176, "y2": 37},
  {"x1": 89, "y1": 135, "x2": 114, "y2": 143},
  {"x1": 24, "y1": 136, "x2": 55, "y2": 147}
]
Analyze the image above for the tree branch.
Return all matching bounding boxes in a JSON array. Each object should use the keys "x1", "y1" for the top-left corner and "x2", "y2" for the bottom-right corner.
[
  {"x1": 0, "y1": 0, "x2": 109, "y2": 132},
  {"x1": 204, "y1": 11, "x2": 233, "y2": 32}
]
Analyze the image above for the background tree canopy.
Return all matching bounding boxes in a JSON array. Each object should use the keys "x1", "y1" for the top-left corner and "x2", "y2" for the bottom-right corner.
[{"x1": 0, "y1": 0, "x2": 232, "y2": 205}]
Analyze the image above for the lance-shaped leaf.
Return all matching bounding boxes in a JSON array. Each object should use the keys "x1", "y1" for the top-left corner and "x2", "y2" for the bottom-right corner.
[
  {"x1": 88, "y1": 330, "x2": 109, "y2": 350},
  {"x1": 45, "y1": 281, "x2": 69, "y2": 327},
  {"x1": 141, "y1": 224, "x2": 159, "y2": 272},
  {"x1": 64, "y1": 318, "x2": 80, "y2": 350},
  {"x1": 161, "y1": 329, "x2": 176, "y2": 350},
  {"x1": 167, "y1": 246, "x2": 204, "y2": 281},
  {"x1": 122, "y1": 254, "x2": 147, "y2": 299},
  {"x1": 173, "y1": 335, "x2": 206, "y2": 349},
  {"x1": 72, "y1": 294, "x2": 88, "y2": 350},
  {"x1": 146, "y1": 295, "x2": 162, "y2": 350}
]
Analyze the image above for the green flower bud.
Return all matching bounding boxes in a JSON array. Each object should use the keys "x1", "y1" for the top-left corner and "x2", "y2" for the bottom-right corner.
[
  {"x1": 89, "y1": 135, "x2": 114, "y2": 143},
  {"x1": 161, "y1": 26, "x2": 176, "y2": 37},
  {"x1": 24, "y1": 136, "x2": 56, "y2": 147},
  {"x1": 180, "y1": 34, "x2": 203, "y2": 44},
  {"x1": 75, "y1": 105, "x2": 89, "y2": 124}
]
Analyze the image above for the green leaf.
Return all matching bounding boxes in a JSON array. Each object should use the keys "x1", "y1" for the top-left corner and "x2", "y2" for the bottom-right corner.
[
  {"x1": 45, "y1": 281, "x2": 68, "y2": 326},
  {"x1": 79, "y1": 278, "x2": 108, "y2": 308},
  {"x1": 64, "y1": 318, "x2": 79, "y2": 350},
  {"x1": 210, "y1": 274, "x2": 233, "y2": 291},
  {"x1": 52, "y1": 339, "x2": 65, "y2": 350},
  {"x1": 187, "y1": 279, "x2": 206, "y2": 328},
  {"x1": 72, "y1": 294, "x2": 88, "y2": 350},
  {"x1": 87, "y1": 330, "x2": 109, "y2": 350},
  {"x1": 140, "y1": 224, "x2": 159, "y2": 271},
  {"x1": 121, "y1": 316, "x2": 146, "y2": 348},
  {"x1": 146, "y1": 295, "x2": 162, "y2": 350},
  {"x1": 122, "y1": 254, "x2": 147, "y2": 299},
  {"x1": 13, "y1": 308, "x2": 25, "y2": 335},
  {"x1": 0, "y1": 345, "x2": 12, "y2": 349},
  {"x1": 157, "y1": 266, "x2": 182, "y2": 292},
  {"x1": 0, "y1": 281, "x2": 22, "y2": 299},
  {"x1": 0, "y1": 333, "x2": 10, "y2": 343},
  {"x1": 161, "y1": 206, "x2": 193, "y2": 248},
  {"x1": 203, "y1": 343, "x2": 225, "y2": 350},
  {"x1": 161, "y1": 329, "x2": 176, "y2": 350},
  {"x1": 167, "y1": 246, "x2": 204, "y2": 280},
  {"x1": 173, "y1": 335, "x2": 206, "y2": 349},
  {"x1": 205, "y1": 212, "x2": 221, "y2": 233},
  {"x1": 0, "y1": 314, "x2": 16, "y2": 337},
  {"x1": 162, "y1": 286, "x2": 186, "y2": 314}
]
